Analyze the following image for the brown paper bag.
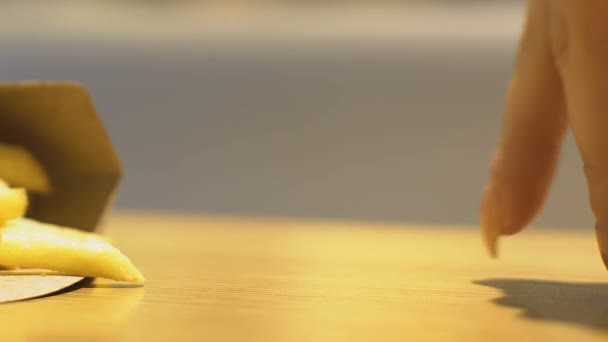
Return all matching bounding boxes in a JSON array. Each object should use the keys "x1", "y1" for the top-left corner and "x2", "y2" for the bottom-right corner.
[{"x1": 0, "y1": 82, "x2": 122, "y2": 302}]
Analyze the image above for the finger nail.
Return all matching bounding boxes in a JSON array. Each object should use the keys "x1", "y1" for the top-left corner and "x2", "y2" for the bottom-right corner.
[{"x1": 481, "y1": 185, "x2": 502, "y2": 258}]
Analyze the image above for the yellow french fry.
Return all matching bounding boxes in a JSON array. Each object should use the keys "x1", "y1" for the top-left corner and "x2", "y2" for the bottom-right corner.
[
  {"x1": 0, "y1": 218, "x2": 144, "y2": 283},
  {"x1": 0, "y1": 186, "x2": 27, "y2": 225},
  {"x1": 0, "y1": 143, "x2": 52, "y2": 193}
]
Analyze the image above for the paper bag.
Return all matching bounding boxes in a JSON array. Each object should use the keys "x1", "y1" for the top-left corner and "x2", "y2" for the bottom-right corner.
[{"x1": 0, "y1": 82, "x2": 122, "y2": 302}]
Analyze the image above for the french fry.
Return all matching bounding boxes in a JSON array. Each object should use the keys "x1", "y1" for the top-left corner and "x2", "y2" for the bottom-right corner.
[
  {"x1": 0, "y1": 143, "x2": 52, "y2": 193},
  {"x1": 0, "y1": 218, "x2": 144, "y2": 282},
  {"x1": 0, "y1": 175, "x2": 143, "y2": 282},
  {"x1": 0, "y1": 146, "x2": 41, "y2": 226},
  {"x1": 0, "y1": 186, "x2": 27, "y2": 225}
]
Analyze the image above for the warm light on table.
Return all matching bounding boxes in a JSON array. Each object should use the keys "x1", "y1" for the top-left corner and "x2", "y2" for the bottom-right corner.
[{"x1": 2, "y1": 213, "x2": 606, "y2": 341}]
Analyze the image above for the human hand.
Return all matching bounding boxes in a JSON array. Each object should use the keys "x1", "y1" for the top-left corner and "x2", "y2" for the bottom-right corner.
[{"x1": 481, "y1": 0, "x2": 608, "y2": 268}]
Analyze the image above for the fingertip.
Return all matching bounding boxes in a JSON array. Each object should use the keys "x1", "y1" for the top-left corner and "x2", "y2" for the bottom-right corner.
[
  {"x1": 599, "y1": 247, "x2": 608, "y2": 272},
  {"x1": 584, "y1": 172, "x2": 608, "y2": 272},
  {"x1": 600, "y1": 252, "x2": 608, "y2": 272},
  {"x1": 481, "y1": 186, "x2": 501, "y2": 259},
  {"x1": 595, "y1": 224, "x2": 608, "y2": 271},
  {"x1": 483, "y1": 227, "x2": 499, "y2": 259}
]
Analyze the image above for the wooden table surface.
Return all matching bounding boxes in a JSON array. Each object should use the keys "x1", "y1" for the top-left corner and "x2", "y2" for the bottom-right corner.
[{"x1": 2, "y1": 213, "x2": 608, "y2": 341}]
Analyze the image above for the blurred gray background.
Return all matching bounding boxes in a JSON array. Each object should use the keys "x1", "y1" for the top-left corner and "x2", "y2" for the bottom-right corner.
[{"x1": 0, "y1": 1, "x2": 592, "y2": 228}]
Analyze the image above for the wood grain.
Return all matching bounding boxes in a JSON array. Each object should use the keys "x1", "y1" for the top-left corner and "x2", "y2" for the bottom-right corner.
[{"x1": 2, "y1": 213, "x2": 608, "y2": 341}]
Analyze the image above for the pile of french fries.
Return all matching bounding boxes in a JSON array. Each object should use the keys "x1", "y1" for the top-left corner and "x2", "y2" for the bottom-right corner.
[{"x1": 0, "y1": 145, "x2": 143, "y2": 283}]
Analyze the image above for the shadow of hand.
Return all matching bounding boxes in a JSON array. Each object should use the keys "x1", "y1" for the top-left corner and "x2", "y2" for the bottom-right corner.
[{"x1": 475, "y1": 279, "x2": 608, "y2": 332}]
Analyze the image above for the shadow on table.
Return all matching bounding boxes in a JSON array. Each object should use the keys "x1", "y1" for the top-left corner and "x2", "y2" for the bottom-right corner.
[{"x1": 474, "y1": 278, "x2": 608, "y2": 332}]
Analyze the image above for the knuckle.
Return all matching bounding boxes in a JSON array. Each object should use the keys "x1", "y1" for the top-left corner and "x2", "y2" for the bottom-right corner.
[
  {"x1": 519, "y1": 0, "x2": 550, "y2": 57},
  {"x1": 548, "y1": 3, "x2": 571, "y2": 68}
]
